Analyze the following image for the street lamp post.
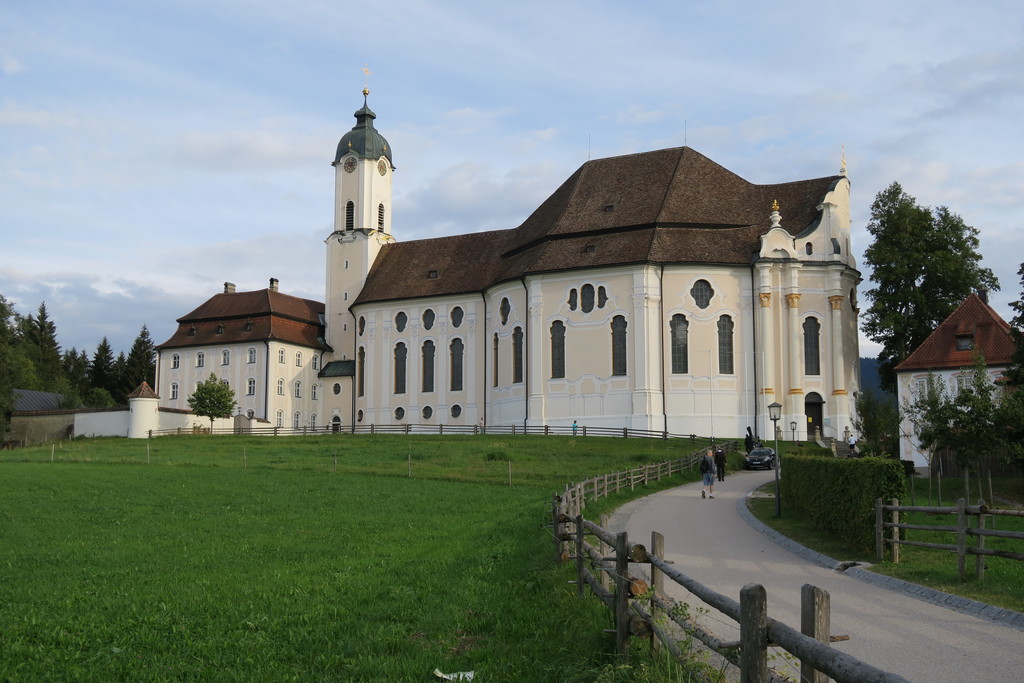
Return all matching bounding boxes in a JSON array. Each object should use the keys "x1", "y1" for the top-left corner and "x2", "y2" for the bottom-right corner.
[
  {"x1": 769, "y1": 402, "x2": 782, "y2": 518},
  {"x1": 790, "y1": 420, "x2": 797, "y2": 443}
]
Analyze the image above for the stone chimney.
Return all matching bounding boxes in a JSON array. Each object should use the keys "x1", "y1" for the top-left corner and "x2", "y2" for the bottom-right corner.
[
  {"x1": 224, "y1": 282, "x2": 236, "y2": 294},
  {"x1": 978, "y1": 288, "x2": 989, "y2": 304},
  {"x1": 269, "y1": 278, "x2": 279, "y2": 292}
]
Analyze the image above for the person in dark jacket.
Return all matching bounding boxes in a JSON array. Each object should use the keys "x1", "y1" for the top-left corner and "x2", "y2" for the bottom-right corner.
[
  {"x1": 699, "y1": 449, "x2": 715, "y2": 499},
  {"x1": 714, "y1": 448, "x2": 727, "y2": 482}
]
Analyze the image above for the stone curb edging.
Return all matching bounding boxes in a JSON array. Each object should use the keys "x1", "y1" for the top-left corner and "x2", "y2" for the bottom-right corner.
[{"x1": 735, "y1": 489, "x2": 1024, "y2": 633}]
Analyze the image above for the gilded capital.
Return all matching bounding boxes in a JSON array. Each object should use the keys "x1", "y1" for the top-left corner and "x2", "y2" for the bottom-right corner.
[
  {"x1": 758, "y1": 292, "x2": 772, "y2": 308},
  {"x1": 786, "y1": 293, "x2": 801, "y2": 308},
  {"x1": 829, "y1": 295, "x2": 844, "y2": 311}
]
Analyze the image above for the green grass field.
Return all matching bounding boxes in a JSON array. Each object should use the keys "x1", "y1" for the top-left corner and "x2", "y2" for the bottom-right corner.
[{"x1": 1, "y1": 434, "x2": 712, "y2": 681}]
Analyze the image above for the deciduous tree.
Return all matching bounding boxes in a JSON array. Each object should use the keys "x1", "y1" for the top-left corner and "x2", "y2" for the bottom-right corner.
[
  {"x1": 862, "y1": 182, "x2": 998, "y2": 391},
  {"x1": 188, "y1": 374, "x2": 237, "y2": 430}
]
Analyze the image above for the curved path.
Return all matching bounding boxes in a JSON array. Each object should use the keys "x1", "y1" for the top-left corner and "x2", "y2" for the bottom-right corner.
[{"x1": 608, "y1": 469, "x2": 1023, "y2": 682}]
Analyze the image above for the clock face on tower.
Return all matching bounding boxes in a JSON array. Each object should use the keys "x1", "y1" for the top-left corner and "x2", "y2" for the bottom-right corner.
[
  {"x1": 343, "y1": 156, "x2": 357, "y2": 173},
  {"x1": 377, "y1": 159, "x2": 387, "y2": 176}
]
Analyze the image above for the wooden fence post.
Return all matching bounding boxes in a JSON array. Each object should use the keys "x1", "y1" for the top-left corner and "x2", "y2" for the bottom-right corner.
[
  {"x1": 800, "y1": 584, "x2": 830, "y2": 683},
  {"x1": 976, "y1": 499, "x2": 986, "y2": 580},
  {"x1": 875, "y1": 498, "x2": 884, "y2": 561},
  {"x1": 891, "y1": 497, "x2": 900, "y2": 564},
  {"x1": 574, "y1": 514, "x2": 585, "y2": 597},
  {"x1": 614, "y1": 532, "x2": 630, "y2": 661},
  {"x1": 739, "y1": 583, "x2": 768, "y2": 683},
  {"x1": 956, "y1": 498, "x2": 967, "y2": 580},
  {"x1": 600, "y1": 514, "x2": 612, "y2": 593},
  {"x1": 650, "y1": 531, "x2": 664, "y2": 654}
]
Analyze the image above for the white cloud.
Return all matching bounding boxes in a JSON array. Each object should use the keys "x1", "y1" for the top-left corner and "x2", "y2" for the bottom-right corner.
[{"x1": 2, "y1": 54, "x2": 26, "y2": 74}]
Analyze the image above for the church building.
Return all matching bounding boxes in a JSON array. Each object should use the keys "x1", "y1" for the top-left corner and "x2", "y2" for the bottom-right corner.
[{"x1": 157, "y1": 91, "x2": 862, "y2": 441}]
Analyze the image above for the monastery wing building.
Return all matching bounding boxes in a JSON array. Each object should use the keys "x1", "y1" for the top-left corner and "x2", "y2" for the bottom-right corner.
[{"x1": 158, "y1": 92, "x2": 862, "y2": 441}]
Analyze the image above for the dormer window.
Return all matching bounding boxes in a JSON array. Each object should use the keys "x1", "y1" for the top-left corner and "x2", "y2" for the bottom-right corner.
[
  {"x1": 216, "y1": 325, "x2": 225, "y2": 334},
  {"x1": 188, "y1": 327, "x2": 196, "y2": 337},
  {"x1": 428, "y1": 270, "x2": 438, "y2": 279},
  {"x1": 955, "y1": 335, "x2": 973, "y2": 351}
]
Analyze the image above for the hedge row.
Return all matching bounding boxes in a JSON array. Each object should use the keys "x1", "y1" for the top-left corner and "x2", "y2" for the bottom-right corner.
[{"x1": 780, "y1": 455, "x2": 906, "y2": 552}]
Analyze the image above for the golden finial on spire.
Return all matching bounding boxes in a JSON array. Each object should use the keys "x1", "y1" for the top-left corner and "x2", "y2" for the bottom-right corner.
[{"x1": 772, "y1": 199, "x2": 779, "y2": 212}]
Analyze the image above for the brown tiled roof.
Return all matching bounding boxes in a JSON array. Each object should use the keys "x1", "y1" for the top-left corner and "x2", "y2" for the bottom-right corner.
[
  {"x1": 156, "y1": 288, "x2": 325, "y2": 350},
  {"x1": 895, "y1": 294, "x2": 1015, "y2": 372},
  {"x1": 355, "y1": 146, "x2": 842, "y2": 305},
  {"x1": 127, "y1": 382, "x2": 158, "y2": 399}
]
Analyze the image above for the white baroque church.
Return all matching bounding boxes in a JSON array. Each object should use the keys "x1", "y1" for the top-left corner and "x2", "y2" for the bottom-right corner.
[{"x1": 156, "y1": 91, "x2": 861, "y2": 441}]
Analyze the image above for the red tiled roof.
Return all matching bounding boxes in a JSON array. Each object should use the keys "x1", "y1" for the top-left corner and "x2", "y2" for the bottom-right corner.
[
  {"x1": 895, "y1": 294, "x2": 1015, "y2": 372},
  {"x1": 355, "y1": 146, "x2": 842, "y2": 305},
  {"x1": 156, "y1": 288, "x2": 325, "y2": 350}
]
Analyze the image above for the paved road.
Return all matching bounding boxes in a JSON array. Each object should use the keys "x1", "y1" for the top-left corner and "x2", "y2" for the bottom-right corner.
[{"x1": 608, "y1": 469, "x2": 1023, "y2": 682}]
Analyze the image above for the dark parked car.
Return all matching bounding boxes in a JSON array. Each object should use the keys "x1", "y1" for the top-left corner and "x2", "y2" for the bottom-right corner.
[{"x1": 745, "y1": 447, "x2": 776, "y2": 470}]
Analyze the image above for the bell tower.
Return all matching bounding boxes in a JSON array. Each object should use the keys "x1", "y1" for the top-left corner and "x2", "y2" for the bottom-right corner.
[{"x1": 324, "y1": 89, "x2": 395, "y2": 360}]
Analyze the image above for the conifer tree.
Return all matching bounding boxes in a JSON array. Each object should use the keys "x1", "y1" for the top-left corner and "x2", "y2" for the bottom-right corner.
[
  {"x1": 89, "y1": 337, "x2": 117, "y2": 400},
  {"x1": 863, "y1": 182, "x2": 998, "y2": 391},
  {"x1": 121, "y1": 325, "x2": 156, "y2": 397},
  {"x1": 21, "y1": 302, "x2": 64, "y2": 390}
]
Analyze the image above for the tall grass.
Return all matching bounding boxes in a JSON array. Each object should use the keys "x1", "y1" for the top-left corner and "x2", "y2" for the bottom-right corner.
[{"x1": 1, "y1": 435, "x2": 710, "y2": 681}]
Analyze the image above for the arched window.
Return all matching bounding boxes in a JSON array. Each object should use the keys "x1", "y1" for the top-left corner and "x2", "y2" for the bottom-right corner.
[
  {"x1": 170, "y1": 383, "x2": 179, "y2": 400},
  {"x1": 357, "y1": 347, "x2": 365, "y2": 397},
  {"x1": 451, "y1": 306, "x2": 464, "y2": 328},
  {"x1": 310, "y1": 414, "x2": 317, "y2": 429},
  {"x1": 691, "y1": 280, "x2": 714, "y2": 309},
  {"x1": 276, "y1": 410, "x2": 283, "y2": 428},
  {"x1": 171, "y1": 354, "x2": 180, "y2": 369},
  {"x1": 717, "y1": 315, "x2": 735, "y2": 374},
  {"x1": 450, "y1": 338, "x2": 464, "y2": 391},
  {"x1": 295, "y1": 352, "x2": 302, "y2": 367},
  {"x1": 568, "y1": 289, "x2": 578, "y2": 311},
  {"x1": 597, "y1": 286, "x2": 608, "y2": 308},
  {"x1": 422, "y1": 340, "x2": 435, "y2": 393},
  {"x1": 312, "y1": 355, "x2": 319, "y2": 370},
  {"x1": 247, "y1": 347, "x2": 256, "y2": 364},
  {"x1": 277, "y1": 378, "x2": 284, "y2": 395},
  {"x1": 670, "y1": 314, "x2": 689, "y2": 374},
  {"x1": 278, "y1": 349, "x2": 285, "y2": 364},
  {"x1": 222, "y1": 350, "x2": 230, "y2": 366},
  {"x1": 311, "y1": 384, "x2": 319, "y2": 400},
  {"x1": 358, "y1": 316, "x2": 365, "y2": 336},
  {"x1": 345, "y1": 201, "x2": 354, "y2": 230},
  {"x1": 196, "y1": 352, "x2": 205, "y2": 368},
  {"x1": 512, "y1": 327, "x2": 524, "y2": 383},
  {"x1": 246, "y1": 378, "x2": 256, "y2": 395},
  {"x1": 611, "y1": 316, "x2": 628, "y2": 376},
  {"x1": 377, "y1": 203, "x2": 385, "y2": 230},
  {"x1": 550, "y1": 320, "x2": 566, "y2": 379},
  {"x1": 395, "y1": 311, "x2": 407, "y2": 333},
  {"x1": 422, "y1": 309, "x2": 435, "y2": 330},
  {"x1": 294, "y1": 381, "x2": 302, "y2": 398},
  {"x1": 394, "y1": 342, "x2": 407, "y2": 394},
  {"x1": 492, "y1": 333, "x2": 499, "y2": 387},
  {"x1": 581, "y1": 284, "x2": 595, "y2": 313},
  {"x1": 293, "y1": 412, "x2": 301, "y2": 429},
  {"x1": 803, "y1": 317, "x2": 821, "y2": 375}
]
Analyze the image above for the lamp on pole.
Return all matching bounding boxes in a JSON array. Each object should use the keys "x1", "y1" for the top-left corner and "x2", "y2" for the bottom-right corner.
[
  {"x1": 769, "y1": 402, "x2": 782, "y2": 518},
  {"x1": 790, "y1": 420, "x2": 797, "y2": 443}
]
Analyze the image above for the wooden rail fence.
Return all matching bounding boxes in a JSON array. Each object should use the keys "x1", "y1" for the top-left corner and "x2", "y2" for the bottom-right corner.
[
  {"x1": 148, "y1": 422, "x2": 711, "y2": 442},
  {"x1": 876, "y1": 497, "x2": 1024, "y2": 580},
  {"x1": 551, "y1": 454, "x2": 909, "y2": 682}
]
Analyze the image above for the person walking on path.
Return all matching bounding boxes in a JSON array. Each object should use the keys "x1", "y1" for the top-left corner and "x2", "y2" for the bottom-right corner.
[
  {"x1": 714, "y1": 448, "x2": 726, "y2": 482},
  {"x1": 699, "y1": 449, "x2": 716, "y2": 498}
]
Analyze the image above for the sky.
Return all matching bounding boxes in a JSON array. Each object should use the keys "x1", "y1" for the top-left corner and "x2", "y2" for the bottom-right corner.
[{"x1": 2, "y1": 0, "x2": 1022, "y2": 360}]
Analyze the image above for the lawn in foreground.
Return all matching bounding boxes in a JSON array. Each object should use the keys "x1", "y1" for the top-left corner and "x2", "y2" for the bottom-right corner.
[{"x1": 1, "y1": 464, "x2": 631, "y2": 680}]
